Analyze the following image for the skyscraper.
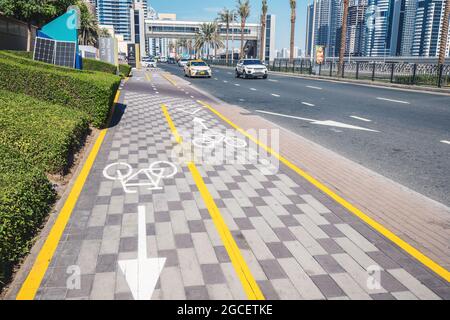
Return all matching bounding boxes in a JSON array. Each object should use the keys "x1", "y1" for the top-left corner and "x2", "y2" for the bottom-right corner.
[
  {"x1": 312, "y1": 0, "x2": 341, "y2": 57},
  {"x1": 345, "y1": 0, "x2": 367, "y2": 56},
  {"x1": 363, "y1": 0, "x2": 403, "y2": 57},
  {"x1": 305, "y1": 3, "x2": 315, "y2": 57},
  {"x1": 96, "y1": 0, "x2": 133, "y2": 41},
  {"x1": 407, "y1": 0, "x2": 450, "y2": 56}
]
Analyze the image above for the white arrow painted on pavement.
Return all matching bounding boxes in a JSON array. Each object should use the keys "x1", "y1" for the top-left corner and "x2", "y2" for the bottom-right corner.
[
  {"x1": 193, "y1": 117, "x2": 208, "y2": 130},
  {"x1": 118, "y1": 206, "x2": 166, "y2": 300},
  {"x1": 255, "y1": 110, "x2": 379, "y2": 132}
]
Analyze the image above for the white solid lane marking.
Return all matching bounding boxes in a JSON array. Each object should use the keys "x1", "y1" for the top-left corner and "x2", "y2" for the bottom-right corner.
[
  {"x1": 250, "y1": 88, "x2": 257, "y2": 91},
  {"x1": 350, "y1": 116, "x2": 372, "y2": 122},
  {"x1": 255, "y1": 110, "x2": 379, "y2": 132},
  {"x1": 306, "y1": 85, "x2": 322, "y2": 90},
  {"x1": 301, "y1": 102, "x2": 315, "y2": 107},
  {"x1": 376, "y1": 97, "x2": 410, "y2": 104},
  {"x1": 255, "y1": 110, "x2": 316, "y2": 122},
  {"x1": 441, "y1": 140, "x2": 450, "y2": 145},
  {"x1": 268, "y1": 79, "x2": 278, "y2": 82},
  {"x1": 271, "y1": 94, "x2": 280, "y2": 97}
]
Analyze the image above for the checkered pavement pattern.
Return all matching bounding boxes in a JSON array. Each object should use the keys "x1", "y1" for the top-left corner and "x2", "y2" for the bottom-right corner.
[{"x1": 32, "y1": 70, "x2": 449, "y2": 300}]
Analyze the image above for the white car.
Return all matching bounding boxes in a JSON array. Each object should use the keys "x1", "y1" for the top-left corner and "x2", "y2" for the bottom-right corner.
[
  {"x1": 184, "y1": 60, "x2": 212, "y2": 78},
  {"x1": 178, "y1": 58, "x2": 189, "y2": 67},
  {"x1": 142, "y1": 59, "x2": 157, "y2": 68},
  {"x1": 235, "y1": 59, "x2": 268, "y2": 79}
]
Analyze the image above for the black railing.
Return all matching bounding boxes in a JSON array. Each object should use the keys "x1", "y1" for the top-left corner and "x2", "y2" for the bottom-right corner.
[{"x1": 205, "y1": 58, "x2": 450, "y2": 88}]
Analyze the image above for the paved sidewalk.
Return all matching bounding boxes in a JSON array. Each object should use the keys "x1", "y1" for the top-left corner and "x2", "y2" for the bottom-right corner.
[{"x1": 8, "y1": 69, "x2": 449, "y2": 300}]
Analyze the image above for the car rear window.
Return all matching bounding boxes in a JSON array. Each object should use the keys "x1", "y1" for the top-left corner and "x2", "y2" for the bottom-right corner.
[{"x1": 243, "y1": 60, "x2": 262, "y2": 65}]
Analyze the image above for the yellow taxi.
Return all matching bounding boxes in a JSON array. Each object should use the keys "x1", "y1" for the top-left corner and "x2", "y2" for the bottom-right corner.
[{"x1": 183, "y1": 59, "x2": 212, "y2": 78}]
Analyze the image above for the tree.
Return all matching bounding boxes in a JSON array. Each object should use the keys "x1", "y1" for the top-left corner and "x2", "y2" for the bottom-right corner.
[
  {"x1": 338, "y1": 0, "x2": 350, "y2": 77},
  {"x1": 0, "y1": 0, "x2": 77, "y2": 51},
  {"x1": 218, "y1": 8, "x2": 235, "y2": 63},
  {"x1": 259, "y1": 0, "x2": 268, "y2": 61},
  {"x1": 99, "y1": 28, "x2": 111, "y2": 38},
  {"x1": 195, "y1": 22, "x2": 223, "y2": 59},
  {"x1": 78, "y1": 1, "x2": 99, "y2": 46},
  {"x1": 237, "y1": 0, "x2": 250, "y2": 59},
  {"x1": 438, "y1": 0, "x2": 450, "y2": 67},
  {"x1": 289, "y1": 0, "x2": 297, "y2": 62}
]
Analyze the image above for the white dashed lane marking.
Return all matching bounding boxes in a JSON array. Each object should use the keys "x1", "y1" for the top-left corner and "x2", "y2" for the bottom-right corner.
[
  {"x1": 306, "y1": 85, "x2": 323, "y2": 90},
  {"x1": 376, "y1": 97, "x2": 410, "y2": 104},
  {"x1": 441, "y1": 140, "x2": 450, "y2": 145},
  {"x1": 350, "y1": 116, "x2": 372, "y2": 122},
  {"x1": 301, "y1": 102, "x2": 315, "y2": 107},
  {"x1": 271, "y1": 94, "x2": 280, "y2": 97}
]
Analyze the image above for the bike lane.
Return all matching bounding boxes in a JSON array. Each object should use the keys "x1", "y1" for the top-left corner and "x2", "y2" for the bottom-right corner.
[{"x1": 11, "y1": 69, "x2": 449, "y2": 300}]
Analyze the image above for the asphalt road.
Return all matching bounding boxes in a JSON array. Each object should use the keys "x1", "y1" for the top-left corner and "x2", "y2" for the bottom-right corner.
[{"x1": 159, "y1": 63, "x2": 450, "y2": 207}]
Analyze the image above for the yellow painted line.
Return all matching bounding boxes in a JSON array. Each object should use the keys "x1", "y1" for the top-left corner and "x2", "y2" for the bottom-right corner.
[
  {"x1": 16, "y1": 89, "x2": 123, "y2": 300},
  {"x1": 197, "y1": 100, "x2": 450, "y2": 283},
  {"x1": 145, "y1": 72, "x2": 152, "y2": 82},
  {"x1": 161, "y1": 104, "x2": 183, "y2": 144},
  {"x1": 161, "y1": 105, "x2": 264, "y2": 300},
  {"x1": 161, "y1": 72, "x2": 177, "y2": 87}
]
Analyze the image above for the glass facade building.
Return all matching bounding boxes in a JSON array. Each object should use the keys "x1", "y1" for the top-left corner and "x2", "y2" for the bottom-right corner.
[{"x1": 96, "y1": 0, "x2": 133, "y2": 41}]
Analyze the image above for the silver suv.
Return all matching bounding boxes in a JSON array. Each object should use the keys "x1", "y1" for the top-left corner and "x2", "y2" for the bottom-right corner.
[{"x1": 235, "y1": 59, "x2": 268, "y2": 79}]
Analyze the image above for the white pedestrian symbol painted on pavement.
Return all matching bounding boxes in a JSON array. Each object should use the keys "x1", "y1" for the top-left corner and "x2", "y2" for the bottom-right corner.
[{"x1": 103, "y1": 161, "x2": 177, "y2": 194}]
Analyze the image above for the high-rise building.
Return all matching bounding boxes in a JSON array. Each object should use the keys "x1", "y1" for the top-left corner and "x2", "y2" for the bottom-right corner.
[
  {"x1": 400, "y1": 0, "x2": 418, "y2": 55},
  {"x1": 407, "y1": 0, "x2": 450, "y2": 56},
  {"x1": 345, "y1": 0, "x2": 367, "y2": 56},
  {"x1": 313, "y1": 0, "x2": 341, "y2": 57},
  {"x1": 263, "y1": 14, "x2": 277, "y2": 63},
  {"x1": 305, "y1": 3, "x2": 315, "y2": 57},
  {"x1": 96, "y1": 0, "x2": 133, "y2": 41},
  {"x1": 363, "y1": 0, "x2": 403, "y2": 57}
]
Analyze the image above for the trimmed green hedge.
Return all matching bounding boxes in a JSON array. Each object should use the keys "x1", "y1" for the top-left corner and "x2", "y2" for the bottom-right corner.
[
  {"x1": 119, "y1": 64, "x2": 132, "y2": 77},
  {"x1": 0, "y1": 90, "x2": 90, "y2": 174},
  {"x1": 0, "y1": 53, "x2": 120, "y2": 128},
  {"x1": 83, "y1": 58, "x2": 118, "y2": 74},
  {"x1": 0, "y1": 144, "x2": 56, "y2": 289}
]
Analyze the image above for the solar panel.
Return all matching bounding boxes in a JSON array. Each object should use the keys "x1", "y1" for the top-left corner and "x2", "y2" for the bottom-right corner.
[
  {"x1": 55, "y1": 41, "x2": 76, "y2": 68},
  {"x1": 34, "y1": 37, "x2": 55, "y2": 64},
  {"x1": 33, "y1": 37, "x2": 77, "y2": 68}
]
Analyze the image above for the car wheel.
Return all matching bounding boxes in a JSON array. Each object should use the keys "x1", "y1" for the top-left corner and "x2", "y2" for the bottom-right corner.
[
  {"x1": 235, "y1": 70, "x2": 240, "y2": 78},
  {"x1": 263, "y1": 75, "x2": 268, "y2": 79}
]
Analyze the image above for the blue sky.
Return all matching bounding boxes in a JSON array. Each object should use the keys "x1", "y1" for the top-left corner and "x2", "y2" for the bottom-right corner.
[{"x1": 149, "y1": 0, "x2": 309, "y2": 51}]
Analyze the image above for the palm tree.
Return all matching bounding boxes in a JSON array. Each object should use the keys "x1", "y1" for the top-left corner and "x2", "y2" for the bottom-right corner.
[
  {"x1": 195, "y1": 22, "x2": 223, "y2": 59},
  {"x1": 259, "y1": 0, "x2": 268, "y2": 61},
  {"x1": 237, "y1": 0, "x2": 250, "y2": 59},
  {"x1": 338, "y1": 0, "x2": 350, "y2": 77},
  {"x1": 218, "y1": 8, "x2": 235, "y2": 63},
  {"x1": 79, "y1": 1, "x2": 99, "y2": 46},
  {"x1": 289, "y1": 0, "x2": 297, "y2": 62},
  {"x1": 438, "y1": 0, "x2": 450, "y2": 67}
]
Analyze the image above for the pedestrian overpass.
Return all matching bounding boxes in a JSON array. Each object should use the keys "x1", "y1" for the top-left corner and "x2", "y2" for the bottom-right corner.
[{"x1": 145, "y1": 19, "x2": 260, "y2": 41}]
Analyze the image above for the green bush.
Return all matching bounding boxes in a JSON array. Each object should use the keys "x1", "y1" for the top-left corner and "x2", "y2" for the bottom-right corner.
[
  {"x1": 4, "y1": 50, "x2": 33, "y2": 59},
  {"x1": 83, "y1": 58, "x2": 118, "y2": 74},
  {"x1": 119, "y1": 64, "x2": 132, "y2": 77},
  {"x1": 0, "y1": 54, "x2": 121, "y2": 128},
  {"x1": 0, "y1": 144, "x2": 56, "y2": 289},
  {"x1": 0, "y1": 90, "x2": 90, "y2": 174}
]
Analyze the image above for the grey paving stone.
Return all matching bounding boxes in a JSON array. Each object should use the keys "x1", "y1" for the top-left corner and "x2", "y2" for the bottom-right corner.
[
  {"x1": 95, "y1": 254, "x2": 117, "y2": 273},
  {"x1": 272, "y1": 227, "x2": 296, "y2": 241},
  {"x1": 279, "y1": 215, "x2": 301, "y2": 227},
  {"x1": 314, "y1": 255, "x2": 346, "y2": 274},
  {"x1": 319, "y1": 224, "x2": 345, "y2": 238},
  {"x1": 185, "y1": 286, "x2": 210, "y2": 300},
  {"x1": 259, "y1": 259, "x2": 287, "y2": 280},
  {"x1": 188, "y1": 220, "x2": 206, "y2": 233},
  {"x1": 370, "y1": 293, "x2": 396, "y2": 300},
  {"x1": 310, "y1": 274, "x2": 345, "y2": 299},
  {"x1": 84, "y1": 227, "x2": 104, "y2": 240},
  {"x1": 234, "y1": 217, "x2": 254, "y2": 230},
  {"x1": 158, "y1": 249, "x2": 179, "y2": 267},
  {"x1": 39, "y1": 287, "x2": 67, "y2": 300},
  {"x1": 106, "y1": 214, "x2": 122, "y2": 226},
  {"x1": 175, "y1": 233, "x2": 194, "y2": 248},
  {"x1": 257, "y1": 280, "x2": 280, "y2": 300},
  {"x1": 201, "y1": 264, "x2": 227, "y2": 285},
  {"x1": 214, "y1": 246, "x2": 231, "y2": 263},
  {"x1": 316, "y1": 238, "x2": 346, "y2": 254},
  {"x1": 154, "y1": 212, "x2": 171, "y2": 222},
  {"x1": 66, "y1": 274, "x2": 95, "y2": 298},
  {"x1": 146, "y1": 223, "x2": 156, "y2": 236},
  {"x1": 266, "y1": 242, "x2": 293, "y2": 259},
  {"x1": 119, "y1": 237, "x2": 138, "y2": 252}
]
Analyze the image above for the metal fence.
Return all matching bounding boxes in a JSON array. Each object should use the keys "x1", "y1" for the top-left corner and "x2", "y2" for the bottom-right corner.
[{"x1": 205, "y1": 58, "x2": 450, "y2": 88}]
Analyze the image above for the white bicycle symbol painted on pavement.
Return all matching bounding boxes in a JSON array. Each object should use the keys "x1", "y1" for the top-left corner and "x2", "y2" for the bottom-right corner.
[
  {"x1": 103, "y1": 161, "x2": 177, "y2": 194},
  {"x1": 192, "y1": 130, "x2": 247, "y2": 149}
]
